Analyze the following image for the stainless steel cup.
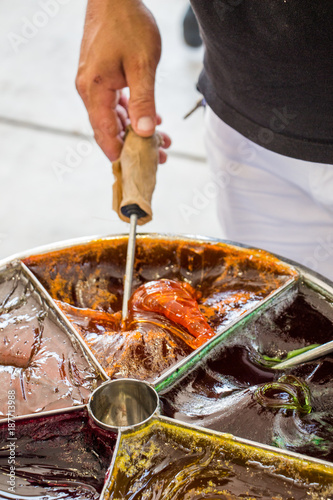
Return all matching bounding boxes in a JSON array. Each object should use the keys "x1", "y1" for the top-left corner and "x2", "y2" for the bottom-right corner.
[{"x1": 88, "y1": 378, "x2": 159, "y2": 432}]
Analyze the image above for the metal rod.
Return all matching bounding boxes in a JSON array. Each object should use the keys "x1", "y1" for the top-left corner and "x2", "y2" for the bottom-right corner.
[
  {"x1": 122, "y1": 213, "x2": 138, "y2": 321},
  {"x1": 272, "y1": 340, "x2": 333, "y2": 370}
]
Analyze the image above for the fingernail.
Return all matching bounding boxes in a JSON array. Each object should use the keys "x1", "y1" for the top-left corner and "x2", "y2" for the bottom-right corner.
[{"x1": 137, "y1": 117, "x2": 154, "y2": 132}]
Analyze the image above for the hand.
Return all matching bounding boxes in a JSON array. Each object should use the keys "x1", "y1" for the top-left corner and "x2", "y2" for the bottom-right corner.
[{"x1": 76, "y1": 0, "x2": 171, "y2": 163}]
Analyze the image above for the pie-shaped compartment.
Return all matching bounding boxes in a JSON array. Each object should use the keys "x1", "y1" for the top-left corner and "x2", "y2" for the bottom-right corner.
[
  {"x1": 0, "y1": 408, "x2": 117, "y2": 499},
  {"x1": 104, "y1": 417, "x2": 333, "y2": 499},
  {"x1": 0, "y1": 235, "x2": 331, "y2": 500},
  {"x1": 23, "y1": 236, "x2": 297, "y2": 382},
  {"x1": 159, "y1": 278, "x2": 333, "y2": 462},
  {"x1": 0, "y1": 262, "x2": 102, "y2": 419}
]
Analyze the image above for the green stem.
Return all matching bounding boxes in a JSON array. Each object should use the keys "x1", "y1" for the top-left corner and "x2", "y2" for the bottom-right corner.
[
  {"x1": 262, "y1": 344, "x2": 320, "y2": 365},
  {"x1": 255, "y1": 375, "x2": 312, "y2": 414}
]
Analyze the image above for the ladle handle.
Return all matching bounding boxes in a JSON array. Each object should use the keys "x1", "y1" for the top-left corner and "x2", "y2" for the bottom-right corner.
[
  {"x1": 273, "y1": 340, "x2": 333, "y2": 369},
  {"x1": 122, "y1": 213, "x2": 138, "y2": 321}
]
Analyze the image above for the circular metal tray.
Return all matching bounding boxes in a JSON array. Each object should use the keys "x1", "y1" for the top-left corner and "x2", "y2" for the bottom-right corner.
[{"x1": 0, "y1": 234, "x2": 333, "y2": 499}]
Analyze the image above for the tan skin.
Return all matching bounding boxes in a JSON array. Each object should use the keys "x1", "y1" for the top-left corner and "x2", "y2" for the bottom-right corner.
[{"x1": 76, "y1": 0, "x2": 171, "y2": 164}]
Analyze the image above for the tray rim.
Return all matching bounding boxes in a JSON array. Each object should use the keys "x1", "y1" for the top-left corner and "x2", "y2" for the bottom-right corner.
[
  {"x1": 2, "y1": 231, "x2": 332, "y2": 289},
  {"x1": 1, "y1": 233, "x2": 333, "y2": 490}
]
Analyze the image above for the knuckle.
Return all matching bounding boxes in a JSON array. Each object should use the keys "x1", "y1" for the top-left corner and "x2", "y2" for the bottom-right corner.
[
  {"x1": 129, "y1": 86, "x2": 155, "y2": 110},
  {"x1": 130, "y1": 94, "x2": 154, "y2": 109},
  {"x1": 75, "y1": 73, "x2": 88, "y2": 98},
  {"x1": 131, "y1": 56, "x2": 156, "y2": 81},
  {"x1": 103, "y1": 118, "x2": 119, "y2": 136},
  {"x1": 93, "y1": 119, "x2": 119, "y2": 142}
]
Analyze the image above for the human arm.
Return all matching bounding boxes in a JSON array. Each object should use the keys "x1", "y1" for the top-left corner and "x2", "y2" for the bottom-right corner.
[{"x1": 76, "y1": 0, "x2": 171, "y2": 163}]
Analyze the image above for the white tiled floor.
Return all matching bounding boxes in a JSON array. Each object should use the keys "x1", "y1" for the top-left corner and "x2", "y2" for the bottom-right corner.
[{"x1": 0, "y1": 0, "x2": 221, "y2": 259}]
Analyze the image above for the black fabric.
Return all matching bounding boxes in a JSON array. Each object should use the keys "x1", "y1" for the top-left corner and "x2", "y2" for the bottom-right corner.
[{"x1": 190, "y1": 0, "x2": 333, "y2": 163}]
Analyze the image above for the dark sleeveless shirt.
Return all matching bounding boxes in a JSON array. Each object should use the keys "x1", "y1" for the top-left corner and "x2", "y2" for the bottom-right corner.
[{"x1": 190, "y1": 1, "x2": 333, "y2": 163}]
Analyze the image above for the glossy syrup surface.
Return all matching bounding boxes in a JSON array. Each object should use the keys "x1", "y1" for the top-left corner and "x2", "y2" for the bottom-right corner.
[
  {"x1": 1, "y1": 238, "x2": 332, "y2": 498},
  {"x1": 23, "y1": 237, "x2": 295, "y2": 381},
  {"x1": 107, "y1": 420, "x2": 333, "y2": 499},
  {"x1": 0, "y1": 267, "x2": 98, "y2": 417},
  {"x1": 0, "y1": 409, "x2": 117, "y2": 499},
  {"x1": 160, "y1": 284, "x2": 333, "y2": 461}
]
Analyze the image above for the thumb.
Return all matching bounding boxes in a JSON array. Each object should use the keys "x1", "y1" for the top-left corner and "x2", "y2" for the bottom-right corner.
[{"x1": 126, "y1": 61, "x2": 157, "y2": 137}]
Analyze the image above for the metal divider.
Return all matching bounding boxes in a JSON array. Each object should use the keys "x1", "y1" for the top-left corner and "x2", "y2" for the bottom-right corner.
[
  {"x1": 21, "y1": 260, "x2": 109, "y2": 381},
  {"x1": 154, "y1": 274, "x2": 298, "y2": 393}
]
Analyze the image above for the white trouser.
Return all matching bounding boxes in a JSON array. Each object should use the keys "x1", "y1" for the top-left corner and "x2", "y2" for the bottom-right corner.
[{"x1": 204, "y1": 106, "x2": 333, "y2": 281}]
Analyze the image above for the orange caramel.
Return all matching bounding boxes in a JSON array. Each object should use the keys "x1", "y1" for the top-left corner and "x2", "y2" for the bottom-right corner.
[{"x1": 23, "y1": 237, "x2": 296, "y2": 380}]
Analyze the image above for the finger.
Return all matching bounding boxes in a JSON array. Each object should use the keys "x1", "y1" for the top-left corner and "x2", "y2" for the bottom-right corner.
[
  {"x1": 159, "y1": 148, "x2": 168, "y2": 164},
  {"x1": 88, "y1": 86, "x2": 124, "y2": 161},
  {"x1": 119, "y1": 91, "x2": 129, "y2": 111},
  {"x1": 125, "y1": 59, "x2": 157, "y2": 137},
  {"x1": 159, "y1": 132, "x2": 172, "y2": 149},
  {"x1": 156, "y1": 114, "x2": 162, "y2": 125},
  {"x1": 116, "y1": 103, "x2": 130, "y2": 130}
]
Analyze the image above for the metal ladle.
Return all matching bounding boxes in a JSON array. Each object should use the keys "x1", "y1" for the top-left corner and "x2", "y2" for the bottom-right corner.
[{"x1": 88, "y1": 379, "x2": 159, "y2": 432}]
